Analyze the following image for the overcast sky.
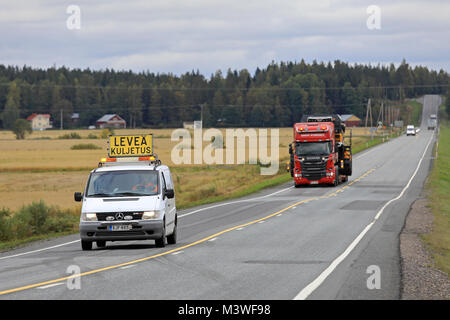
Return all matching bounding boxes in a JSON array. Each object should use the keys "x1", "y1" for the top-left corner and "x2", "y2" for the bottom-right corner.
[{"x1": 0, "y1": 0, "x2": 449, "y2": 76}]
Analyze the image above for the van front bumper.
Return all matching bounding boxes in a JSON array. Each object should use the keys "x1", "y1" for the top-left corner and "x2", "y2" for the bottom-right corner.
[{"x1": 80, "y1": 220, "x2": 164, "y2": 241}]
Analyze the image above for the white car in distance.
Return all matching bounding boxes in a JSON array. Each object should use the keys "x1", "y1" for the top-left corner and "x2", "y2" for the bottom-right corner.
[{"x1": 406, "y1": 125, "x2": 416, "y2": 136}]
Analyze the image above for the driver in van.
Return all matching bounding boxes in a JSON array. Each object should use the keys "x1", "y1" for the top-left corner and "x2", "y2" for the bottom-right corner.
[{"x1": 132, "y1": 174, "x2": 158, "y2": 193}]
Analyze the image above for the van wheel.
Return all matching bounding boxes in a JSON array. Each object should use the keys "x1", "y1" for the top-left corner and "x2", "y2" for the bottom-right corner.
[
  {"x1": 81, "y1": 240, "x2": 92, "y2": 251},
  {"x1": 155, "y1": 221, "x2": 166, "y2": 248},
  {"x1": 167, "y1": 217, "x2": 177, "y2": 245}
]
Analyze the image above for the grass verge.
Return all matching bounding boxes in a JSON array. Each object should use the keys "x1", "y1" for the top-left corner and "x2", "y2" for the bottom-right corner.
[
  {"x1": 423, "y1": 122, "x2": 450, "y2": 276},
  {"x1": 0, "y1": 201, "x2": 80, "y2": 251},
  {"x1": 176, "y1": 171, "x2": 292, "y2": 210}
]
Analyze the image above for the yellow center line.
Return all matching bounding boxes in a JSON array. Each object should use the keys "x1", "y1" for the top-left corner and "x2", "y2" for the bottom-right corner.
[{"x1": 0, "y1": 168, "x2": 375, "y2": 296}]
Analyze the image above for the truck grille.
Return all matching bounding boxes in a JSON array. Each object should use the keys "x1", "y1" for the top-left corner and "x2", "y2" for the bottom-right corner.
[{"x1": 301, "y1": 160, "x2": 327, "y2": 180}]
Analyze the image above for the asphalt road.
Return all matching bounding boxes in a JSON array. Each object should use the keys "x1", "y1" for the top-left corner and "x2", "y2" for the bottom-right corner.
[{"x1": 0, "y1": 95, "x2": 441, "y2": 300}]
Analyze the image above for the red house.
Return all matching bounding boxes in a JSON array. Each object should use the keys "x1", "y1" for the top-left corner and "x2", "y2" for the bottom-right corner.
[
  {"x1": 27, "y1": 113, "x2": 52, "y2": 130},
  {"x1": 96, "y1": 114, "x2": 127, "y2": 129}
]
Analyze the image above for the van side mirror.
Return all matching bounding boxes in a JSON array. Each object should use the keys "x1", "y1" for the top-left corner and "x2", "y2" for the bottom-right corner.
[
  {"x1": 289, "y1": 144, "x2": 292, "y2": 155},
  {"x1": 74, "y1": 192, "x2": 83, "y2": 202},
  {"x1": 165, "y1": 189, "x2": 175, "y2": 199}
]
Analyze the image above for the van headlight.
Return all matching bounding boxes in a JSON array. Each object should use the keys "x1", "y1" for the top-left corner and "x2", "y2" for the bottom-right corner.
[
  {"x1": 81, "y1": 212, "x2": 98, "y2": 222},
  {"x1": 142, "y1": 210, "x2": 161, "y2": 220}
]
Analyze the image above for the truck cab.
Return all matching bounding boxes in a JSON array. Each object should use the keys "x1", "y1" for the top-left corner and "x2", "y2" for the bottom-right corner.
[
  {"x1": 289, "y1": 115, "x2": 352, "y2": 187},
  {"x1": 75, "y1": 156, "x2": 177, "y2": 251},
  {"x1": 428, "y1": 114, "x2": 437, "y2": 130}
]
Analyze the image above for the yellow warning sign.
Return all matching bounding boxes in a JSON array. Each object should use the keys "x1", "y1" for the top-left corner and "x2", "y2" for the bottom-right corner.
[{"x1": 109, "y1": 134, "x2": 153, "y2": 157}]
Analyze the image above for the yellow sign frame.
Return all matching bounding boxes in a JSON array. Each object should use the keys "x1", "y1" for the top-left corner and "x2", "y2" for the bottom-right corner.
[{"x1": 108, "y1": 134, "x2": 153, "y2": 158}]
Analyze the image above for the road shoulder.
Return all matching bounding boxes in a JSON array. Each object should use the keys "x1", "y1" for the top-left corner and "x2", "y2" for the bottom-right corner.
[{"x1": 400, "y1": 194, "x2": 450, "y2": 299}]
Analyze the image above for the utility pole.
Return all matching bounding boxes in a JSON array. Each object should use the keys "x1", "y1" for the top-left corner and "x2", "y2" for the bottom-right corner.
[
  {"x1": 376, "y1": 101, "x2": 384, "y2": 128},
  {"x1": 365, "y1": 98, "x2": 373, "y2": 134},
  {"x1": 201, "y1": 104, "x2": 204, "y2": 123},
  {"x1": 60, "y1": 109, "x2": 63, "y2": 130}
]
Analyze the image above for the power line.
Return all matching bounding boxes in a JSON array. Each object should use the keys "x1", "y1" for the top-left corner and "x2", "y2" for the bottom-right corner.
[
  {"x1": 17, "y1": 102, "x2": 378, "y2": 114},
  {"x1": 0, "y1": 82, "x2": 449, "y2": 91}
]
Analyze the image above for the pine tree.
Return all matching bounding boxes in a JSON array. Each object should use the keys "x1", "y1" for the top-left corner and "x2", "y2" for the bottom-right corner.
[{"x1": 1, "y1": 81, "x2": 21, "y2": 129}]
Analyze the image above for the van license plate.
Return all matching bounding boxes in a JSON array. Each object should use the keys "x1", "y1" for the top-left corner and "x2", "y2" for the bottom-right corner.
[
  {"x1": 310, "y1": 181, "x2": 318, "y2": 185},
  {"x1": 109, "y1": 225, "x2": 132, "y2": 231}
]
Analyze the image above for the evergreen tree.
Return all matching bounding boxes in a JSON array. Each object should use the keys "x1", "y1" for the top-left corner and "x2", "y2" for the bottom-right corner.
[{"x1": 1, "y1": 81, "x2": 21, "y2": 129}]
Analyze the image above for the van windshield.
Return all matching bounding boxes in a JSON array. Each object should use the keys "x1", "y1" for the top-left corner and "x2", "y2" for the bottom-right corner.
[{"x1": 86, "y1": 170, "x2": 159, "y2": 197}]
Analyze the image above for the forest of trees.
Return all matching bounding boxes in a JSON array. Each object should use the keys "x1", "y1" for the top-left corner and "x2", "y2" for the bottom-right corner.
[{"x1": 0, "y1": 59, "x2": 448, "y2": 129}]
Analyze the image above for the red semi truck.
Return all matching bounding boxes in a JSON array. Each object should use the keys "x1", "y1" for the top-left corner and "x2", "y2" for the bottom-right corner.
[{"x1": 289, "y1": 115, "x2": 352, "y2": 187}]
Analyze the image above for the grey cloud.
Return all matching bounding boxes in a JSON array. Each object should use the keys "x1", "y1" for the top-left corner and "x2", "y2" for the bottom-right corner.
[{"x1": 0, "y1": 0, "x2": 448, "y2": 75}]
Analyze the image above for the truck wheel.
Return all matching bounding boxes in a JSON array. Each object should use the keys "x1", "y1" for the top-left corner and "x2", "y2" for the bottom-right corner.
[
  {"x1": 295, "y1": 183, "x2": 302, "y2": 188},
  {"x1": 333, "y1": 166, "x2": 339, "y2": 186},
  {"x1": 81, "y1": 240, "x2": 92, "y2": 251},
  {"x1": 167, "y1": 216, "x2": 177, "y2": 245}
]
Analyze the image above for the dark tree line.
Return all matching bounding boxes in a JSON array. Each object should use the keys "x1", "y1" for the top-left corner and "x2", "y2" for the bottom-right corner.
[{"x1": 0, "y1": 59, "x2": 448, "y2": 129}]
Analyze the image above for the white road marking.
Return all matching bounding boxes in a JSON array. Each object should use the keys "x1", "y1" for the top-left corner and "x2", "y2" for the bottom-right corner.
[
  {"x1": 178, "y1": 186, "x2": 294, "y2": 219},
  {"x1": 0, "y1": 240, "x2": 80, "y2": 261},
  {"x1": 119, "y1": 265, "x2": 136, "y2": 269},
  {"x1": 171, "y1": 251, "x2": 184, "y2": 255},
  {"x1": 208, "y1": 238, "x2": 218, "y2": 242},
  {"x1": 258, "y1": 221, "x2": 266, "y2": 224},
  {"x1": 293, "y1": 132, "x2": 435, "y2": 300},
  {"x1": 36, "y1": 282, "x2": 65, "y2": 290},
  {"x1": 235, "y1": 227, "x2": 245, "y2": 231}
]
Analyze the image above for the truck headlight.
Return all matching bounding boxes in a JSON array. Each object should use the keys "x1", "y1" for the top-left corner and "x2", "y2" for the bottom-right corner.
[
  {"x1": 142, "y1": 210, "x2": 161, "y2": 220},
  {"x1": 81, "y1": 212, "x2": 98, "y2": 222}
]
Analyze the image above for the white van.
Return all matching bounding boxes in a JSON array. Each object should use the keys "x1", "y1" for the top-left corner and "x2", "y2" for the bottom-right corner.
[
  {"x1": 406, "y1": 125, "x2": 416, "y2": 136},
  {"x1": 75, "y1": 158, "x2": 177, "y2": 250}
]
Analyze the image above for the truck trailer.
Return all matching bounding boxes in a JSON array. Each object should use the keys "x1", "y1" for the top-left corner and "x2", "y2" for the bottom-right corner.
[
  {"x1": 428, "y1": 114, "x2": 437, "y2": 130},
  {"x1": 289, "y1": 115, "x2": 352, "y2": 187}
]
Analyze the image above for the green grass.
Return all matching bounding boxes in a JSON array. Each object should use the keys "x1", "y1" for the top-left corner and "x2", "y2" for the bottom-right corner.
[
  {"x1": 0, "y1": 201, "x2": 80, "y2": 251},
  {"x1": 351, "y1": 131, "x2": 402, "y2": 154},
  {"x1": 70, "y1": 143, "x2": 102, "y2": 150},
  {"x1": 176, "y1": 172, "x2": 292, "y2": 210},
  {"x1": 423, "y1": 122, "x2": 450, "y2": 276},
  {"x1": 408, "y1": 100, "x2": 423, "y2": 127},
  {"x1": 58, "y1": 132, "x2": 82, "y2": 139}
]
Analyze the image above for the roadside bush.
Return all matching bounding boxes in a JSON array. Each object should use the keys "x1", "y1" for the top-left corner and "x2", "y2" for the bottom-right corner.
[
  {"x1": 58, "y1": 132, "x2": 82, "y2": 139},
  {"x1": 100, "y1": 128, "x2": 115, "y2": 139},
  {"x1": 0, "y1": 208, "x2": 12, "y2": 241},
  {"x1": 0, "y1": 201, "x2": 79, "y2": 243},
  {"x1": 70, "y1": 143, "x2": 101, "y2": 150},
  {"x1": 12, "y1": 119, "x2": 32, "y2": 140},
  {"x1": 87, "y1": 133, "x2": 98, "y2": 139}
]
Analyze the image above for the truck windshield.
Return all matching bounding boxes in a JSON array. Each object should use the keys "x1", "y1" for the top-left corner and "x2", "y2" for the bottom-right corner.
[
  {"x1": 295, "y1": 141, "x2": 331, "y2": 156},
  {"x1": 86, "y1": 170, "x2": 159, "y2": 197}
]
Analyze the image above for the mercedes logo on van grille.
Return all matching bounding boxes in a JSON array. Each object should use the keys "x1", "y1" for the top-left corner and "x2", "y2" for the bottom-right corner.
[{"x1": 115, "y1": 212, "x2": 124, "y2": 220}]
